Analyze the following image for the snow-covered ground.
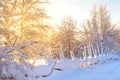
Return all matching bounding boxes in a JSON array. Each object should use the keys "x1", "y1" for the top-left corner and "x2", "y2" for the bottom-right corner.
[
  {"x1": 1, "y1": 54, "x2": 120, "y2": 80},
  {"x1": 25, "y1": 54, "x2": 120, "y2": 80},
  {"x1": 43, "y1": 60, "x2": 120, "y2": 80}
]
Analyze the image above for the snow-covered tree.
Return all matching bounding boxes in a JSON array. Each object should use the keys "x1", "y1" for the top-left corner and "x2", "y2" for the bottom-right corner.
[
  {"x1": 76, "y1": 5, "x2": 117, "y2": 59},
  {"x1": 0, "y1": 0, "x2": 54, "y2": 79},
  {"x1": 56, "y1": 16, "x2": 78, "y2": 59}
]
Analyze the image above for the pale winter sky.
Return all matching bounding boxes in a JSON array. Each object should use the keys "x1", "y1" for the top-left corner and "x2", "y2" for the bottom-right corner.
[{"x1": 46, "y1": 0, "x2": 120, "y2": 26}]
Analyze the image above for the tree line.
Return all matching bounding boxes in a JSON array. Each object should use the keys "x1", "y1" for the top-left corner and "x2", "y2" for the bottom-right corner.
[{"x1": 0, "y1": 0, "x2": 120, "y2": 65}]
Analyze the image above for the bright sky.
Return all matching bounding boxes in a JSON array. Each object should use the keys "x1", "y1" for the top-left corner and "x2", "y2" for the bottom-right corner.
[{"x1": 46, "y1": 0, "x2": 120, "y2": 26}]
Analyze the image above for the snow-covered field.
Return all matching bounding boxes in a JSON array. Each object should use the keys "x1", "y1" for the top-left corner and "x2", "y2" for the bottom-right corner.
[
  {"x1": 25, "y1": 54, "x2": 120, "y2": 80},
  {"x1": 1, "y1": 54, "x2": 120, "y2": 80},
  {"x1": 43, "y1": 60, "x2": 120, "y2": 80}
]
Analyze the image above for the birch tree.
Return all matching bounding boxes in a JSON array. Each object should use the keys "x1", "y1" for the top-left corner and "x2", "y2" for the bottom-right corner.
[{"x1": 78, "y1": 5, "x2": 117, "y2": 59}]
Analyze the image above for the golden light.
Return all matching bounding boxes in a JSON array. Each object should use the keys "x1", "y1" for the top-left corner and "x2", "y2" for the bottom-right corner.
[
  {"x1": 26, "y1": 58, "x2": 48, "y2": 66},
  {"x1": 10, "y1": 26, "x2": 15, "y2": 31},
  {"x1": 1, "y1": 36, "x2": 6, "y2": 42}
]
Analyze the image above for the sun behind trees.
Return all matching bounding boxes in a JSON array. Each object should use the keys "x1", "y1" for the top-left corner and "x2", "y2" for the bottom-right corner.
[
  {"x1": 0, "y1": 0, "x2": 56, "y2": 79},
  {"x1": 0, "y1": 0, "x2": 52, "y2": 60},
  {"x1": 0, "y1": 0, "x2": 120, "y2": 79},
  {"x1": 0, "y1": 0, "x2": 119, "y2": 63}
]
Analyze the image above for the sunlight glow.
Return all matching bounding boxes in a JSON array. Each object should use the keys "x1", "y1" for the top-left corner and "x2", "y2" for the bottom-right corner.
[
  {"x1": 1, "y1": 36, "x2": 6, "y2": 42},
  {"x1": 46, "y1": 0, "x2": 94, "y2": 25},
  {"x1": 46, "y1": 0, "x2": 119, "y2": 27},
  {"x1": 10, "y1": 26, "x2": 15, "y2": 31},
  {"x1": 27, "y1": 59, "x2": 48, "y2": 66}
]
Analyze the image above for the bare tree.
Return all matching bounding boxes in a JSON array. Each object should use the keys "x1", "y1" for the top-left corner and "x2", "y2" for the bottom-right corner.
[
  {"x1": 56, "y1": 16, "x2": 78, "y2": 59},
  {"x1": 77, "y1": 5, "x2": 117, "y2": 60}
]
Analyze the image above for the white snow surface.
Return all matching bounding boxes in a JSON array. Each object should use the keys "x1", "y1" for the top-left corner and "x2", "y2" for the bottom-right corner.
[
  {"x1": 1, "y1": 53, "x2": 120, "y2": 80},
  {"x1": 43, "y1": 61, "x2": 120, "y2": 80},
  {"x1": 30, "y1": 54, "x2": 120, "y2": 80}
]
